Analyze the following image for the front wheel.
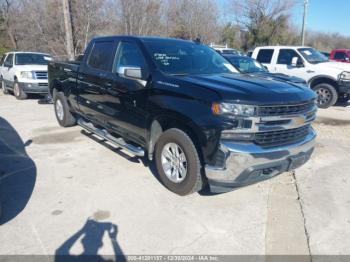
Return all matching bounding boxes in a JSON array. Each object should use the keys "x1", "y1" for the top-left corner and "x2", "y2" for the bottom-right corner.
[
  {"x1": 13, "y1": 82, "x2": 27, "y2": 100},
  {"x1": 313, "y1": 83, "x2": 338, "y2": 108},
  {"x1": 155, "y1": 128, "x2": 204, "y2": 196}
]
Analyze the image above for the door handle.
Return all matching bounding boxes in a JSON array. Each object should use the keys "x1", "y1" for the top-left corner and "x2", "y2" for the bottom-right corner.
[
  {"x1": 105, "y1": 82, "x2": 112, "y2": 87},
  {"x1": 78, "y1": 75, "x2": 84, "y2": 80},
  {"x1": 306, "y1": 70, "x2": 315, "y2": 73}
]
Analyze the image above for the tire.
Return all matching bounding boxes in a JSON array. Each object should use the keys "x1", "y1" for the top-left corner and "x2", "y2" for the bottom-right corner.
[
  {"x1": 2, "y1": 79, "x2": 9, "y2": 94},
  {"x1": 13, "y1": 81, "x2": 27, "y2": 100},
  {"x1": 155, "y1": 128, "x2": 204, "y2": 195},
  {"x1": 313, "y1": 83, "x2": 338, "y2": 108},
  {"x1": 54, "y1": 91, "x2": 76, "y2": 127}
]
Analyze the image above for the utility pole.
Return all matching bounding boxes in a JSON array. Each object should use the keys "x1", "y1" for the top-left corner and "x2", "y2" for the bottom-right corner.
[
  {"x1": 62, "y1": 0, "x2": 74, "y2": 60},
  {"x1": 301, "y1": 0, "x2": 308, "y2": 46}
]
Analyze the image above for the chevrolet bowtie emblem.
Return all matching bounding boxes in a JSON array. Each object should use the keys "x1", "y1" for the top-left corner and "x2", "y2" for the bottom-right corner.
[{"x1": 295, "y1": 117, "x2": 306, "y2": 125}]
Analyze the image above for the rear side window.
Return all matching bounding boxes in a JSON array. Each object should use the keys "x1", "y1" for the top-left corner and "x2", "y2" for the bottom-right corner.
[
  {"x1": 88, "y1": 41, "x2": 115, "y2": 71},
  {"x1": 256, "y1": 49, "x2": 274, "y2": 64},
  {"x1": 334, "y1": 52, "x2": 346, "y2": 60},
  {"x1": 277, "y1": 49, "x2": 300, "y2": 65}
]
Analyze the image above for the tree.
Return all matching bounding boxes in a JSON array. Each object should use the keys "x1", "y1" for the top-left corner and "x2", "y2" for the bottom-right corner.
[{"x1": 230, "y1": 0, "x2": 297, "y2": 48}]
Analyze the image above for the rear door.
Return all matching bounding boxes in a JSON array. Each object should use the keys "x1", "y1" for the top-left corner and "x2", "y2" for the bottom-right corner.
[
  {"x1": 2, "y1": 54, "x2": 14, "y2": 88},
  {"x1": 255, "y1": 49, "x2": 275, "y2": 71},
  {"x1": 77, "y1": 40, "x2": 118, "y2": 125}
]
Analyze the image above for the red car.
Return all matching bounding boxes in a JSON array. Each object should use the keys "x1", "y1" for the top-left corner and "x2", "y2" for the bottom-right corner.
[{"x1": 329, "y1": 49, "x2": 350, "y2": 63}]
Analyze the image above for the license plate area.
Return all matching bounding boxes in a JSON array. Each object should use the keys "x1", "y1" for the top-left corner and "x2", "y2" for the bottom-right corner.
[{"x1": 288, "y1": 154, "x2": 307, "y2": 170}]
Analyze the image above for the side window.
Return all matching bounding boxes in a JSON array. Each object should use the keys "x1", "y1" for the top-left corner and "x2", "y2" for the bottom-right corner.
[
  {"x1": 0, "y1": 54, "x2": 7, "y2": 66},
  {"x1": 4, "y1": 54, "x2": 13, "y2": 67},
  {"x1": 114, "y1": 41, "x2": 148, "y2": 78},
  {"x1": 87, "y1": 41, "x2": 115, "y2": 71},
  {"x1": 277, "y1": 49, "x2": 301, "y2": 65},
  {"x1": 334, "y1": 52, "x2": 346, "y2": 60},
  {"x1": 256, "y1": 49, "x2": 274, "y2": 64}
]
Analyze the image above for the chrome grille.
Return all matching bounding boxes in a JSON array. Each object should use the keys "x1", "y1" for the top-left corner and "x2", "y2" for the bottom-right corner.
[
  {"x1": 258, "y1": 101, "x2": 315, "y2": 116},
  {"x1": 254, "y1": 125, "x2": 311, "y2": 147},
  {"x1": 38, "y1": 83, "x2": 48, "y2": 87},
  {"x1": 34, "y1": 71, "x2": 48, "y2": 80}
]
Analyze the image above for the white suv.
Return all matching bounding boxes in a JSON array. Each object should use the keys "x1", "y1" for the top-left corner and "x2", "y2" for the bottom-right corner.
[
  {"x1": 0, "y1": 52, "x2": 52, "y2": 100},
  {"x1": 252, "y1": 46, "x2": 350, "y2": 108}
]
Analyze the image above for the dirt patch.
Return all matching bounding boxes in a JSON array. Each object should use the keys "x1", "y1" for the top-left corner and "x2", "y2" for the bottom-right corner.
[
  {"x1": 31, "y1": 131, "x2": 82, "y2": 144},
  {"x1": 52, "y1": 210, "x2": 63, "y2": 216},
  {"x1": 314, "y1": 117, "x2": 350, "y2": 126},
  {"x1": 92, "y1": 210, "x2": 111, "y2": 221},
  {"x1": 32, "y1": 126, "x2": 62, "y2": 133}
]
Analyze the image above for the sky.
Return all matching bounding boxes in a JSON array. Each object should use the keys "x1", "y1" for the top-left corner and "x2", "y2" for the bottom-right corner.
[{"x1": 219, "y1": 0, "x2": 350, "y2": 37}]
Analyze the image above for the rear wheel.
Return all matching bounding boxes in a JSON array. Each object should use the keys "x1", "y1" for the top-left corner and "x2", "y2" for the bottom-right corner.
[
  {"x1": 54, "y1": 91, "x2": 76, "y2": 127},
  {"x1": 314, "y1": 83, "x2": 338, "y2": 108},
  {"x1": 155, "y1": 128, "x2": 204, "y2": 195},
  {"x1": 13, "y1": 81, "x2": 27, "y2": 100}
]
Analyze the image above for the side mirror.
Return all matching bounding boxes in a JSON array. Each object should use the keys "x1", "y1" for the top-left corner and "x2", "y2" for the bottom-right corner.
[
  {"x1": 291, "y1": 57, "x2": 303, "y2": 67},
  {"x1": 4, "y1": 62, "x2": 12, "y2": 68},
  {"x1": 291, "y1": 57, "x2": 298, "y2": 67},
  {"x1": 263, "y1": 65, "x2": 269, "y2": 72},
  {"x1": 118, "y1": 66, "x2": 142, "y2": 80},
  {"x1": 345, "y1": 57, "x2": 350, "y2": 62}
]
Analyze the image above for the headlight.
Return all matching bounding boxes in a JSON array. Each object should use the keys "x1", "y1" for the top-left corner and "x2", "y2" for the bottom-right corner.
[
  {"x1": 212, "y1": 102, "x2": 256, "y2": 116},
  {"x1": 20, "y1": 71, "x2": 34, "y2": 79},
  {"x1": 339, "y1": 71, "x2": 350, "y2": 81}
]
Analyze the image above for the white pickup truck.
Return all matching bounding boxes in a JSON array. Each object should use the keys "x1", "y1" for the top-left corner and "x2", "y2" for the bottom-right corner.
[
  {"x1": 0, "y1": 52, "x2": 52, "y2": 100},
  {"x1": 252, "y1": 46, "x2": 350, "y2": 108}
]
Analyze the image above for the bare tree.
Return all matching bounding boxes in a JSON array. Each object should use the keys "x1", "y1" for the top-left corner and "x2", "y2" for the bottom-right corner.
[{"x1": 230, "y1": 0, "x2": 297, "y2": 47}]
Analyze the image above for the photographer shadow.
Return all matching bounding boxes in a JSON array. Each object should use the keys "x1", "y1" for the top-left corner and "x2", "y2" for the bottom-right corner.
[
  {"x1": 55, "y1": 219, "x2": 126, "y2": 262},
  {"x1": 0, "y1": 117, "x2": 36, "y2": 224}
]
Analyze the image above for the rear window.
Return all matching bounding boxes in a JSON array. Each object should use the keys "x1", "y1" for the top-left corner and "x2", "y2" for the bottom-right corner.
[
  {"x1": 88, "y1": 41, "x2": 115, "y2": 71},
  {"x1": 256, "y1": 49, "x2": 274, "y2": 64}
]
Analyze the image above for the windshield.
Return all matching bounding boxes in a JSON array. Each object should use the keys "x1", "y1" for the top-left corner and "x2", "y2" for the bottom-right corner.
[
  {"x1": 298, "y1": 48, "x2": 328, "y2": 64},
  {"x1": 225, "y1": 56, "x2": 267, "y2": 73},
  {"x1": 15, "y1": 53, "x2": 52, "y2": 65},
  {"x1": 143, "y1": 40, "x2": 238, "y2": 75}
]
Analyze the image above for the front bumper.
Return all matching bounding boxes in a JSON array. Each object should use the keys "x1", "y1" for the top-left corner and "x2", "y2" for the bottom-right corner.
[
  {"x1": 18, "y1": 82, "x2": 48, "y2": 94},
  {"x1": 205, "y1": 128, "x2": 316, "y2": 193}
]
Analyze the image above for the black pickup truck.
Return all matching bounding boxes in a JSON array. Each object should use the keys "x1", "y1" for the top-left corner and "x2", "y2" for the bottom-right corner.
[{"x1": 48, "y1": 36, "x2": 317, "y2": 195}]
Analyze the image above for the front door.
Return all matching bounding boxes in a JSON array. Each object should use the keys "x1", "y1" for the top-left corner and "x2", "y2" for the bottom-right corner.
[
  {"x1": 103, "y1": 40, "x2": 150, "y2": 146},
  {"x1": 273, "y1": 49, "x2": 307, "y2": 81}
]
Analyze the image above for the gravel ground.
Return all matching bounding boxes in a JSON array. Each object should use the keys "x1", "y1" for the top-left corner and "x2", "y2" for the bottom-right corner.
[{"x1": 0, "y1": 92, "x2": 349, "y2": 260}]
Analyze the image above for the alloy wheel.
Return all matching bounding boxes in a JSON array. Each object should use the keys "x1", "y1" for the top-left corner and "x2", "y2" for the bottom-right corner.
[{"x1": 161, "y1": 142, "x2": 188, "y2": 183}]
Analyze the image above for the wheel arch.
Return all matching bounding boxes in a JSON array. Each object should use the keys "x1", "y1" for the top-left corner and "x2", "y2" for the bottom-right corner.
[
  {"x1": 308, "y1": 75, "x2": 339, "y2": 91},
  {"x1": 147, "y1": 113, "x2": 205, "y2": 163}
]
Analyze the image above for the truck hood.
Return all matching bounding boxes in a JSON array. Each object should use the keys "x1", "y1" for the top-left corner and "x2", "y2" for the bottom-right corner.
[
  {"x1": 179, "y1": 73, "x2": 316, "y2": 105},
  {"x1": 248, "y1": 72, "x2": 306, "y2": 84},
  {"x1": 14, "y1": 65, "x2": 48, "y2": 72},
  {"x1": 313, "y1": 61, "x2": 350, "y2": 72}
]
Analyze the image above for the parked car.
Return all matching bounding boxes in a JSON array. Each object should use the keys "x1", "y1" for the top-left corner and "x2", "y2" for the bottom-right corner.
[
  {"x1": 0, "y1": 52, "x2": 52, "y2": 100},
  {"x1": 252, "y1": 46, "x2": 350, "y2": 108},
  {"x1": 223, "y1": 54, "x2": 307, "y2": 85},
  {"x1": 49, "y1": 36, "x2": 316, "y2": 195},
  {"x1": 329, "y1": 49, "x2": 350, "y2": 63},
  {"x1": 210, "y1": 44, "x2": 241, "y2": 55},
  {"x1": 321, "y1": 52, "x2": 330, "y2": 59}
]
